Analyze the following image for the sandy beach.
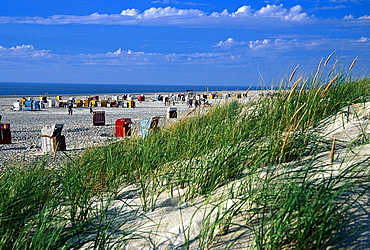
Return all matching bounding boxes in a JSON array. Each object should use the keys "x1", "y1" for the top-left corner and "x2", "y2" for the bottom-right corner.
[{"x1": 0, "y1": 91, "x2": 258, "y2": 169}]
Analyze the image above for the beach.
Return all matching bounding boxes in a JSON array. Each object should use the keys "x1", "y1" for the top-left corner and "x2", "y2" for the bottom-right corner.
[{"x1": 0, "y1": 91, "x2": 258, "y2": 169}]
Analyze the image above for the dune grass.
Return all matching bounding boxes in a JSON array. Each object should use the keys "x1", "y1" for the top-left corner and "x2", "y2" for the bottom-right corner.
[{"x1": 1, "y1": 59, "x2": 370, "y2": 248}]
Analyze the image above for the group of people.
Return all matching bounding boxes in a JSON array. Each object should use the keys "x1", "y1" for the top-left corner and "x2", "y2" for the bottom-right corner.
[
  {"x1": 67, "y1": 100, "x2": 96, "y2": 115},
  {"x1": 162, "y1": 95, "x2": 176, "y2": 106},
  {"x1": 158, "y1": 92, "x2": 211, "y2": 108},
  {"x1": 187, "y1": 97, "x2": 209, "y2": 108}
]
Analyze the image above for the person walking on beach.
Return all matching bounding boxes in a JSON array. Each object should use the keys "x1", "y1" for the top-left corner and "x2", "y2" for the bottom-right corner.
[
  {"x1": 187, "y1": 99, "x2": 193, "y2": 108},
  {"x1": 67, "y1": 100, "x2": 73, "y2": 115},
  {"x1": 164, "y1": 96, "x2": 169, "y2": 106}
]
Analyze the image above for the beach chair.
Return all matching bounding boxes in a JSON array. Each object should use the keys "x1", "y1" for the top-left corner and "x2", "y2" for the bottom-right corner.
[
  {"x1": 41, "y1": 124, "x2": 66, "y2": 154},
  {"x1": 140, "y1": 117, "x2": 159, "y2": 138},
  {"x1": 92, "y1": 111, "x2": 105, "y2": 126}
]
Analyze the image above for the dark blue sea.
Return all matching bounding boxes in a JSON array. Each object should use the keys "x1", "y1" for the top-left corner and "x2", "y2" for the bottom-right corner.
[{"x1": 0, "y1": 82, "x2": 261, "y2": 96}]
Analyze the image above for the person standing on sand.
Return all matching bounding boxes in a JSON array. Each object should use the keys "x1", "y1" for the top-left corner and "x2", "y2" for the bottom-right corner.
[
  {"x1": 188, "y1": 99, "x2": 193, "y2": 108},
  {"x1": 67, "y1": 100, "x2": 73, "y2": 115},
  {"x1": 164, "y1": 96, "x2": 169, "y2": 106}
]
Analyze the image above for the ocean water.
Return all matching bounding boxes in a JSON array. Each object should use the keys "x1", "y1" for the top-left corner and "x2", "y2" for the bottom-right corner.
[{"x1": 0, "y1": 82, "x2": 259, "y2": 96}]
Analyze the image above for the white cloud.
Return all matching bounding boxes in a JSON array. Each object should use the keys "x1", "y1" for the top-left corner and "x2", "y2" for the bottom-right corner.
[
  {"x1": 256, "y1": 4, "x2": 283, "y2": 16},
  {"x1": 230, "y1": 6, "x2": 253, "y2": 17},
  {"x1": 343, "y1": 14, "x2": 355, "y2": 19},
  {"x1": 0, "y1": 45, "x2": 52, "y2": 58},
  {"x1": 357, "y1": 37, "x2": 370, "y2": 42},
  {"x1": 359, "y1": 15, "x2": 370, "y2": 19},
  {"x1": 210, "y1": 9, "x2": 229, "y2": 17},
  {"x1": 286, "y1": 5, "x2": 309, "y2": 21},
  {"x1": 0, "y1": 44, "x2": 34, "y2": 52},
  {"x1": 215, "y1": 38, "x2": 247, "y2": 48},
  {"x1": 248, "y1": 39, "x2": 271, "y2": 50},
  {"x1": 0, "y1": 4, "x2": 312, "y2": 27},
  {"x1": 214, "y1": 38, "x2": 335, "y2": 52},
  {"x1": 214, "y1": 38, "x2": 304, "y2": 51},
  {"x1": 252, "y1": 4, "x2": 308, "y2": 21},
  {"x1": 105, "y1": 48, "x2": 145, "y2": 57},
  {"x1": 120, "y1": 9, "x2": 140, "y2": 17},
  {"x1": 228, "y1": 4, "x2": 308, "y2": 21},
  {"x1": 248, "y1": 39, "x2": 300, "y2": 50},
  {"x1": 141, "y1": 6, "x2": 205, "y2": 18},
  {"x1": 246, "y1": 37, "x2": 370, "y2": 52},
  {"x1": 343, "y1": 14, "x2": 370, "y2": 20}
]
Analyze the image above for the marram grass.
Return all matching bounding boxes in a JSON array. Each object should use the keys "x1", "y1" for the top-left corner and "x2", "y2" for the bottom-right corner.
[{"x1": 1, "y1": 69, "x2": 370, "y2": 248}]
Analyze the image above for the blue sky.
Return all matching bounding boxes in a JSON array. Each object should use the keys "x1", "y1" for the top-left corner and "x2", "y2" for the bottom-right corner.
[{"x1": 0, "y1": 0, "x2": 369, "y2": 87}]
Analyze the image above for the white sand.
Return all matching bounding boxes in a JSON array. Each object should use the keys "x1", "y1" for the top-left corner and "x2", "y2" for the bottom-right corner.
[
  {"x1": 0, "y1": 94, "x2": 180, "y2": 168},
  {"x1": 0, "y1": 91, "x2": 260, "y2": 169},
  {"x1": 118, "y1": 102, "x2": 370, "y2": 249}
]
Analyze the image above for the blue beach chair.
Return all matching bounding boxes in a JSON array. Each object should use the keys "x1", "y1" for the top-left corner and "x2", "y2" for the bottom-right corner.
[{"x1": 140, "y1": 117, "x2": 159, "y2": 139}]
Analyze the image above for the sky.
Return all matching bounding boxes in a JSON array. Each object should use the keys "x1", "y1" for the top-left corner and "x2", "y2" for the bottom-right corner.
[{"x1": 0, "y1": 0, "x2": 369, "y2": 87}]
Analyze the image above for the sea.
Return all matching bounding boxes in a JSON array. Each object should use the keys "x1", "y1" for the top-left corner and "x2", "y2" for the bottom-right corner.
[{"x1": 0, "y1": 82, "x2": 262, "y2": 97}]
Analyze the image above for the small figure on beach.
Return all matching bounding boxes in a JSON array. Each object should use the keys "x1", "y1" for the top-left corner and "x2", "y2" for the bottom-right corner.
[
  {"x1": 187, "y1": 99, "x2": 193, "y2": 108},
  {"x1": 164, "y1": 96, "x2": 170, "y2": 106},
  {"x1": 67, "y1": 100, "x2": 74, "y2": 115},
  {"x1": 170, "y1": 94, "x2": 176, "y2": 105}
]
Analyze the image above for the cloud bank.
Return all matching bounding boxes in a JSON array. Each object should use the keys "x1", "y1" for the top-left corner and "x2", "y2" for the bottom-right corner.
[
  {"x1": 2, "y1": 35, "x2": 369, "y2": 66},
  {"x1": 1, "y1": 3, "x2": 367, "y2": 29},
  {"x1": 0, "y1": 45, "x2": 52, "y2": 58},
  {"x1": 0, "y1": 4, "x2": 314, "y2": 27},
  {"x1": 215, "y1": 37, "x2": 370, "y2": 52}
]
